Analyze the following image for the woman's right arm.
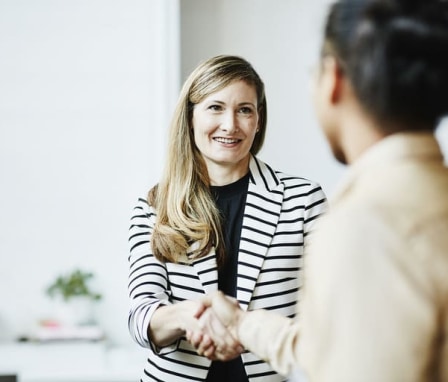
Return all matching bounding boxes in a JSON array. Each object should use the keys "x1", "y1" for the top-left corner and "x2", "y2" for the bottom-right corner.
[
  {"x1": 127, "y1": 198, "x2": 209, "y2": 350},
  {"x1": 127, "y1": 198, "x2": 239, "y2": 355},
  {"x1": 128, "y1": 198, "x2": 177, "y2": 349},
  {"x1": 149, "y1": 299, "x2": 207, "y2": 347}
]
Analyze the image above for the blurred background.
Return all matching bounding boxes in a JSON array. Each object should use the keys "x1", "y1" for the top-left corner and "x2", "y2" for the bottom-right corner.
[{"x1": 0, "y1": 0, "x2": 447, "y2": 381}]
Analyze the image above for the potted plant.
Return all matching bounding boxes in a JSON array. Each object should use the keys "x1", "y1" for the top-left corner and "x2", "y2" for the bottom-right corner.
[{"x1": 46, "y1": 269, "x2": 102, "y2": 326}]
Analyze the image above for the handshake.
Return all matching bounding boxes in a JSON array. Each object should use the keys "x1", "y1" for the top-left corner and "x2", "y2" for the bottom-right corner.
[
  {"x1": 185, "y1": 291, "x2": 246, "y2": 361},
  {"x1": 150, "y1": 289, "x2": 300, "y2": 378}
]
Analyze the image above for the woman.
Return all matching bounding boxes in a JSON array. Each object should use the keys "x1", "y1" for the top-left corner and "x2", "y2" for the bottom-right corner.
[
  {"x1": 197, "y1": 1, "x2": 448, "y2": 381},
  {"x1": 127, "y1": 55, "x2": 327, "y2": 381}
]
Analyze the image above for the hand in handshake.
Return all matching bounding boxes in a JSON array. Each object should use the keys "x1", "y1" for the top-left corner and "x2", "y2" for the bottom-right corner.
[{"x1": 186, "y1": 291, "x2": 245, "y2": 361}]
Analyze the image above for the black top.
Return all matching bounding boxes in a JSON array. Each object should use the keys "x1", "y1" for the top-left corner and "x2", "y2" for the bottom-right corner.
[{"x1": 206, "y1": 173, "x2": 250, "y2": 382}]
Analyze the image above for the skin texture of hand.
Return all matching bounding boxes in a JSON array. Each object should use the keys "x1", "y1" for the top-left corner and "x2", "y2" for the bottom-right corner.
[
  {"x1": 149, "y1": 299, "x2": 212, "y2": 351},
  {"x1": 186, "y1": 291, "x2": 245, "y2": 361},
  {"x1": 205, "y1": 291, "x2": 245, "y2": 339},
  {"x1": 195, "y1": 306, "x2": 244, "y2": 361}
]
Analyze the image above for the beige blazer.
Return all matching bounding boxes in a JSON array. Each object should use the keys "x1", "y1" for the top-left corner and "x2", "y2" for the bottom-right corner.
[{"x1": 238, "y1": 133, "x2": 448, "y2": 381}]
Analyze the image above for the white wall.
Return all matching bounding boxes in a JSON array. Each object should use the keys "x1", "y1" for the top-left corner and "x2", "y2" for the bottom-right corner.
[
  {"x1": 0, "y1": 0, "x2": 179, "y2": 345},
  {"x1": 437, "y1": 118, "x2": 448, "y2": 165}
]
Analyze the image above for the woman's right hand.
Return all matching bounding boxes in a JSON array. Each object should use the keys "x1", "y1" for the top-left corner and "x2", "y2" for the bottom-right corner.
[
  {"x1": 150, "y1": 298, "x2": 242, "y2": 360},
  {"x1": 186, "y1": 296, "x2": 244, "y2": 361},
  {"x1": 149, "y1": 299, "x2": 208, "y2": 348}
]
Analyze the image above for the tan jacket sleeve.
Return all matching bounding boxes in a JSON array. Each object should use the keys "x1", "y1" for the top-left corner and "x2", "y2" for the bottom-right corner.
[{"x1": 238, "y1": 309, "x2": 301, "y2": 378}]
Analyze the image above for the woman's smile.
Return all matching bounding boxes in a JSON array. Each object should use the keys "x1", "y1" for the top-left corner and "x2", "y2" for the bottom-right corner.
[
  {"x1": 213, "y1": 137, "x2": 242, "y2": 145},
  {"x1": 192, "y1": 80, "x2": 259, "y2": 176}
]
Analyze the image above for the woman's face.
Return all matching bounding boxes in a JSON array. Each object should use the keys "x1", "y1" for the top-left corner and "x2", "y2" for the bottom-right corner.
[{"x1": 192, "y1": 80, "x2": 259, "y2": 179}]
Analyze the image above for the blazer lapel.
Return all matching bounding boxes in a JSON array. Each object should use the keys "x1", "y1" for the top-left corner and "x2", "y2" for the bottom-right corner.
[
  {"x1": 237, "y1": 156, "x2": 284, "y2": 310},
  {"x1": 191, "y1": 251, "x2": 219, "y2": 295},
  {"x1": 190, "y1": 156, "x2": 284, "y2": 304}
]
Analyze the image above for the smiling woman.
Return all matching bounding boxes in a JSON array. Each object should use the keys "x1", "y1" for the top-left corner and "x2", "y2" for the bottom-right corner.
[
  {"x1": 127, "y1": 55, "x2": 328, "y2": 382},
  {"x1": 192, "y1": 80, "x2": 260, "y2": 185}
]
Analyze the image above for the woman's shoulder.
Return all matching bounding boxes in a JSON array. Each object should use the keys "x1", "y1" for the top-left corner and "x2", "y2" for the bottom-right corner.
[
  {"x1": 270, "y1": 164, "x2": 324, "y2": 192},
  {"x1": 252, "y1": 156, "x2": 325, "y2": 194},
  {"x1": 131, "y1": 195, "x2": 156, "y2": 217},
  {"x1": 275, "y1": 170, "x2": 323, "y2": 189},
  {"x1": 276, "y1": 172, "x2": 327, "y2": 204}
]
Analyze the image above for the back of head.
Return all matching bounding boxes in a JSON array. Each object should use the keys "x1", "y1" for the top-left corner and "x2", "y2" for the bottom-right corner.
[{"x1": 324, "y1": 0, "x2": 448, "y2": 131}]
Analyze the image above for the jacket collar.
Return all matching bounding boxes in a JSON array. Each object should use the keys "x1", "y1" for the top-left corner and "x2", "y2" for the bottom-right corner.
[
  {"x1": 193, "y1": 155, "x2": 285, "y2": 308},
  {"x1": 248, "y1": 154, "x2": 281, "y2": 192}
]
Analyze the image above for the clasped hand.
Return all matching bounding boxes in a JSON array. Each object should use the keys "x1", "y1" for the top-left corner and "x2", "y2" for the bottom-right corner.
[{"x1": 186, "y1": 291, "x2": 244, "y2": 361}]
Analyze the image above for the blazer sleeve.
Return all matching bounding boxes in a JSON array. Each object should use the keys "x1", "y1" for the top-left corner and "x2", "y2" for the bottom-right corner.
[
  {"x1": 303, "y1": 181, "x2": 328, "y2": 243},
  {"x1": 127, "y1": 197, "x2": 178, "y2": 354}
]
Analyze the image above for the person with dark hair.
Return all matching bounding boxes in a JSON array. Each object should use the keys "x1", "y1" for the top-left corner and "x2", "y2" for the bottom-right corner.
[
  {"x1": 127, "y1": 55, "x2": 327, "y2": 381},
  {"x1": 195, "y1": 1, "x2": 448, "y2": 380}
]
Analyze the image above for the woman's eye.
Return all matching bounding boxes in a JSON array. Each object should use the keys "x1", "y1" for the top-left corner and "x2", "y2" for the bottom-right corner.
[
  {"x1": 208, "y1": 104, "x2": 222, "y2": 111},
  {"x1": 239, "y1": 107, "x2": 253, "y2": 114}
]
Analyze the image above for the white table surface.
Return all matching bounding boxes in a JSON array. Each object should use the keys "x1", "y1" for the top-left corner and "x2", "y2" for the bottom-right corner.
[{"x1": 0, "y1": 341, "x2": 145, "y2": 382}]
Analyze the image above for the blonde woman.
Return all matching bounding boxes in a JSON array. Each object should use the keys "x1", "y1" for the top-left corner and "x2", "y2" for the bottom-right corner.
[{"x1": 127, "y1": 55, "x2": 327, "y2": 381}]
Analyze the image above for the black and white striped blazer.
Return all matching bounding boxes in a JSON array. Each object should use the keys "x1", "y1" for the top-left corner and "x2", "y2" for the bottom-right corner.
[{"x1": 128, "y1": 156, "x2": 327, "y2": 381}]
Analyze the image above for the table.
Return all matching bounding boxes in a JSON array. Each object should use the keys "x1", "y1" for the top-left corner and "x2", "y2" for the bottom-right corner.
[{"x1": 0, "y1": 341, "x2": 145, "y2": 382}]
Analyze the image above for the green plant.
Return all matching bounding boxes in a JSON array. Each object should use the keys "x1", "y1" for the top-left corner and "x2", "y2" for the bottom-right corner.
[{"x1": 46, "y1": 269, "x2": 102, "y2": 302}]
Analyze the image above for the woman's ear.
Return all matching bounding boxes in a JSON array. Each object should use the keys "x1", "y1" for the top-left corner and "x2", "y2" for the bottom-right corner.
[{"x1": 321, "y1": 56, "x2": 345, "y2": 105}]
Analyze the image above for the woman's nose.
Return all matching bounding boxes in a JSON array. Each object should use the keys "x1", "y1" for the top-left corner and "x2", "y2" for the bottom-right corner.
[{"x1": 220, "y1": 111, "x2": 239, "y2": 133}]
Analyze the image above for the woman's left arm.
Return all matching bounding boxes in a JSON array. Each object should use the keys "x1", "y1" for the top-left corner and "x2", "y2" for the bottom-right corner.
[{"x1": 303, "y1": 183, "x2": 328, "y2": 241}]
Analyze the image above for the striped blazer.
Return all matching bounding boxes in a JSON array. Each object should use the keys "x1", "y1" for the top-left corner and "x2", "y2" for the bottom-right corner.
[{"x1": 128, "y1": 156, "x2": 327, "y2": 381}]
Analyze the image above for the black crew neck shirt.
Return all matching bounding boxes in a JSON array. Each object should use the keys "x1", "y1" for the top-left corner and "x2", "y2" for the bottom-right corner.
[{"x1": 206, "y1": 172, "x2": 250, "y2": 382}]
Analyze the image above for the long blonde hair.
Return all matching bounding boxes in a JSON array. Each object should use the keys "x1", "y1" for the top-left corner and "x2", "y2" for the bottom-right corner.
[{"x1": 149, "y1": 55, "x2": 267, "y2": 264}]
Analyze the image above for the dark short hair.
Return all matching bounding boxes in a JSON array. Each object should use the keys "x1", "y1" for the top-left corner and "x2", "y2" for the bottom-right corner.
[{"x1": 323, "y1": 0, "x2": 448, "y2": 130}]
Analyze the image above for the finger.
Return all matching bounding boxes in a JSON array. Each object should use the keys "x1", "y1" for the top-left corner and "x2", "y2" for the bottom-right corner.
[
  {"x1": 188, "y1": 330, "x2": 205, "y2": 349},
  {"x1": 195, "y1": 333, "x2": 214, "y2": 356},
  {"x1": 192, "y1": 300, "x2": 207, "y2": 319},
  {"x1": 199, "y1": 310, "x2": 243, "y2": 357},
  {"x1": 201, "y1": 339, "x2": 217, "y2": 359},
  {"x1": 199, "y1": 293, "x2": 213, "y2": 308},
  {"x1": 213, "y1": 347, "x2": 243, "y2": 362},
  {"x1": 207, "y1": 308, "x2": 240, "y2": 348}
]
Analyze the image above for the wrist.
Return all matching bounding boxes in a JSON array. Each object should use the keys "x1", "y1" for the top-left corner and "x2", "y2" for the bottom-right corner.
[
  {"x1": 234, "y1": 309, "x2": 251, "y2": 344},
  {"x1": 149, "y1": 304, "x2": 185, "y2": 346}
]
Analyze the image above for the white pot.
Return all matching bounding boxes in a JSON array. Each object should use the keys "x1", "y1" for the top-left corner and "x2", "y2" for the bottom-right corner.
[{"x1": 54, "y1": 296, "x2": 95, "y2": 327}]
